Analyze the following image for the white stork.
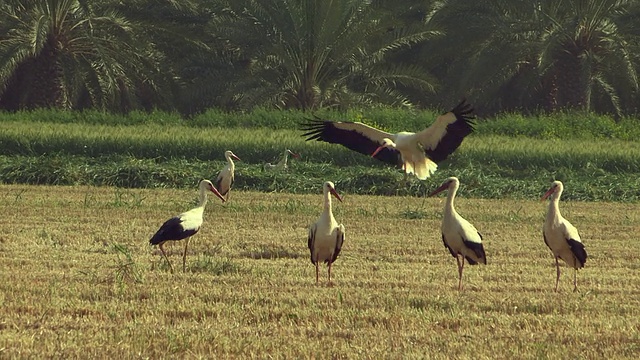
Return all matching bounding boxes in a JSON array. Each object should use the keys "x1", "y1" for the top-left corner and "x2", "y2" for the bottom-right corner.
[
  {"x1": 541, "y1": 180, "x2": 587, "y2": 292},
  {"x1": 215, "y1": 150, "x2": 241, "y2": 201},
  {"x1": 264, "y1": 149, "x2": 301, "y2": 171},
  {"x1": 429, "y1": 177, "x2": 486, "y2": 290},
  {"x1": 300, "y1": 100, "x2": 475, "y2": 180},
  {"x1": 150, "y1": 179, "x2": 226, "y2": 272},
  {"x1": 308, "y1": 181, "x2": 345, "y2": 285}
]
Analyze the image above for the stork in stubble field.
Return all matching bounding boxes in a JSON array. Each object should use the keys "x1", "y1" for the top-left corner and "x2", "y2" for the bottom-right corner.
[
  {"x1": 215, "y1": 150, "x2": 241, "y2": 201},
  {"x1": 308, "y1": 181, "x2": 345, "y2": 285},
  {"x1": 429, "y1": 177, "x2": 486, "y2": 290},
  {"x1": 150, "y1": 179, "x2": 226, "y2": 273},
  {"x1": 300, "y1": 100, "x2": 475, "y2": 180},
  {"x1": 541, "y1": 181, "x2": 587, "y2": 292},
  {"x1": 264, "y1": 149, "x2": 301, "y2": 171}
]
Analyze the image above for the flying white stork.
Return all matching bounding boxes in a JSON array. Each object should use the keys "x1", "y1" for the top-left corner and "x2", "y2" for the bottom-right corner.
[
  {"x1": 308, "y1": 181, "x2": 345, "y2": 285},
  {"x1": 300, "y1": 100, "x2": 475, "y2": 180},
  {"x1": 215, "y1": 150, "x2": 241, "y2": 201},
  {"x1": 264, "y1": 149, "x2": 301, "y2": 171},
  {"x1": 150, "y1": 179, "x2": 226, "y2": 272},
  {"x1": 541, "y1": 180, "x2": 587, "y2": 292},
  {"x1": 429, "y1": 177, "x2": 486, "y2": 290}
]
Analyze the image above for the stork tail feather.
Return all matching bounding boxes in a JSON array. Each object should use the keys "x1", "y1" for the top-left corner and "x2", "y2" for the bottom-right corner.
[
  {"x1": 463, "y1": 239, "x2": 487, "y2": 265},
  {"x1": 567, "y1": 239, "x2": 587, "y2": 268}
]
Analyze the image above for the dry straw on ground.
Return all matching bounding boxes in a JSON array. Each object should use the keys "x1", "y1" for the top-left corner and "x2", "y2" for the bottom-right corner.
[{"x1": 1, "y1": 184, "x2": 639, "y2": 358}]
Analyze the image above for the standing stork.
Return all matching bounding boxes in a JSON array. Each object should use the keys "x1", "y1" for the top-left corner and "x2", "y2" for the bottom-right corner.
[
  {"x1": 150, "y1": 179, "x2": 226, "y2": 273},
  {"x1": 300, "y1": 100, "x2": 475, "y2": 180},
  {"x1": 264, "y1": 149, "x2": 301, "y2": 171},
  {"x1": 215, "y1": 150, "x2": 241, "y2": 201},
  {"x1": 308, "y1": 181, "x2": 345, "y2": 285},
  {"x1": 541, "y1": 180, "x2": 587, "y2": 292},
  {"x1": 429, "y1": 177, "x2": 486, "y2": 290}
]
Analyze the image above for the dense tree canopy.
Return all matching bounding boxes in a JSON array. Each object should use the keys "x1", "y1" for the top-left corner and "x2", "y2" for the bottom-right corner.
[
  {"x1": 428, "y1": 0, "x2": 640, "y2": 116},
  {"x1": 0, "y1": 0, "x2": 639, "y2": 116}
]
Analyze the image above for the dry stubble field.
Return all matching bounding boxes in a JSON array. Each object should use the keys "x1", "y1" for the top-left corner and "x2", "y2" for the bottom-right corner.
[{"x1": 1, "y1": 183, "x2": 639, "y2": 359}]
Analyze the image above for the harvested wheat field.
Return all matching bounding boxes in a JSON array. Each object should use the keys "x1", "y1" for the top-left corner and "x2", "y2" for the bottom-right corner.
[{"x1": 1, "y1": 184, "x2": 639, "y2": 359}]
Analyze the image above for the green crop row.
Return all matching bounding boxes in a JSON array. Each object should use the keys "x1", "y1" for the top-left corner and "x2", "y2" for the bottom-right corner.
[
  {"x1": 2, "y1": 115, "x2": 640, "y2": 201},
  {"x1": 1, "y1": 154, "x2": 638, "y2": 202},
  {"x1": 2, "y1": 121, "x2": 640, "y2": 172},
  {"x1": 2, "y1": 107, "x2": 639, "y2": 140}
]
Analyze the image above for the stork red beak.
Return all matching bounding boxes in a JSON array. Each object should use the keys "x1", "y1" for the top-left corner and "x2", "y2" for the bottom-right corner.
[
  {"x1": 541, "y1": 188, "x2": 554, "y2": 201},
  {"x1": 329, "y1": 187, "x2": 343, "y2": 202},
  {"x1": 231, "y1": 153, "x2": 241, "y2": 161},
  {"x1": 371, "y1": 145, "x2": 384, "y2": 158},
  {"x1": 428, "y1": 183, "x2": 449, "y2": 197},
  {"x1": 210, "y1": 185, "x2": 226, "y2": 202},
  {"x1": 291, "y1": 152, "x2": 301, "y2": 159}
]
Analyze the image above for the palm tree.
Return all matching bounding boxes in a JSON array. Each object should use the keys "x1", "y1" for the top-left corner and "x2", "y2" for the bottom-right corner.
[
  {"x1": 213, "y1": 0, "x2": 442, "y2": 110},
  {"x1": 430, "y1": 0, "x2": 640, "y2": 116},
  {"x1": 539, "y1": 0, "x2": 640, "y2": 114},
  {"x1": 0, "y1": 0, "x2": 179, "y2": 111},
  {"x1": 108, "y1": 0, "x2": 227, "y2": 114}
]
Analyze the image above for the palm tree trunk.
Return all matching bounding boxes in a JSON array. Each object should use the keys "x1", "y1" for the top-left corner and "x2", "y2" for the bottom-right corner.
[
  {"x1": 28, "y1": 36, "x2": 66, "y2": 108},
  {"x1": 543, "y1": 72, "x2": 559, "y2": 112},
  {"x1": 555, "y1": 48, "x2": 591, "y2": 111}
]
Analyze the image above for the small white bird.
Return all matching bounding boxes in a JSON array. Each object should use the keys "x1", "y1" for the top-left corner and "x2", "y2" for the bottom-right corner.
[
  {"x1": 150, "y1": 179, "x2": 226, "y2": 272},
  {"x1": 215, "y1": 150, "x2": 241, "y2": 201},
  {"x1": 307, "y1": 181, "x2": 345, "y2": 285},
  {"x1": 301, "y1": 100, "x2": 475, "y2": 180},
  {"x1": 264, "y1": 149, "x2": 301, "y2": 171},
  {"x1": 429, "y1": 177, "x2": 486, "y2": 290},
  {"x1": 541, "y1": 180, "x2": 587, "y2": 292}
]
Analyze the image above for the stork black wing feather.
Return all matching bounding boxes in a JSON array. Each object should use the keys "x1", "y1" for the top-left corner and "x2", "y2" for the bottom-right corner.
[
  {"x1": 442, "y1": 233, "x2": 457, "y2": 258},
  {"x1": 425, "y1": 99, "x2": 476, "y2": 163},
  {"x1": 567, "y1": 238, "x2": 587, "y2": 268},
  {"x1": 543, "y1": 232, "x2": 552, "y2": 251},
  {"x1": 463, "y1": 238, "x2": 486, "y2": 265},
  {"x1": 308, "y1": 224, "x2": 317, "y2": 265},
  {"x1": 300, "y1": 118, "x2": 400, "y2": 166},
  {"x1": 150, "y1": 217, "x2": 198, "y2": 244},
  {"x1": 214, "y1": 175, "x2": 229, "y2": 197},
  {"x1": 328, "y1": 229, "x2": 345, "y2": 264}
]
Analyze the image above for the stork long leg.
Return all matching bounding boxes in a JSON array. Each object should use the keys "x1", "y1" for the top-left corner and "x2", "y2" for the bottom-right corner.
[
  {"x1": 315, "y1": 262, "x2": 319, "y2": 284},
  {"x1": 328, "y1": 262, "x2": 333, "y2": 286},
  {"x1": 159, "y1": 243, "x2": 174, "y2": 273},
  {"x1": 459, "y1": 256, "x2": 466, "y2": 291},
  {"x1": 182, "y1": 238, "x2": 191, "y2": 273},
  {"x1": 573, "y1": 268, "x2": 578, "y2": 293},
  {"x1": 456, "y1": 255, "x2": 464, "y2": 291},
  {"x1": 554, "y1": 257, "x2": 561, "y2": 292}
]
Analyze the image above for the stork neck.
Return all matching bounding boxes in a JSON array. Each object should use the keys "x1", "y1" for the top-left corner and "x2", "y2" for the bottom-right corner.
[
  {"x1": 547, "y1": 195, "x2": 561, "y2": 221},
  {"x1": 444, "y1": 185, "x2": 458, "y2": 215},
  {"x1": 323, "y1": 190, "x2": 334, "y2": 217},
  {"x1": 198, "y1": 187, "x2": 208, "y2": 208},
  {"x1": 225, "y1": 154, "x2": 235, "y2": 169}
]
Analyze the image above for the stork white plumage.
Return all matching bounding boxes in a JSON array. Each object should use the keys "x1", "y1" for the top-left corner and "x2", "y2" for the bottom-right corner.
[
  {"x1": 264, "y1": 149, "x2": 301, "y2": 171},
  {"x1": 307, "y1": 181, "x2": 345, "y2": 285},
  {"x1": 301, "y1": 100, "x2": 475, "y2": 180},
  {"x1": 215, "y1": 150, "x2": 241, "y2": 201},
  {"x1": 541, "y1": 180, "x2": 587, "y2": 292},
  {"x1": 429, "y1": 177, "x2": 486, "y2": 290},
  {"x1": 150, "y1": 179, "x2": 225, "y2": 272}
]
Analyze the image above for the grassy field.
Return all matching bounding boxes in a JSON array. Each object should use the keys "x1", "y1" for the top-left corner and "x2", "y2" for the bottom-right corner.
[
  {"x1": 4, "y1": 121, "x2": 640, "y2": 169},
  {"x1": 1, "y1": 183, "x2": 639, "y2": 358},
  {"x1": 2, "y1": 119, "x2": 640, "y2": 201}
]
